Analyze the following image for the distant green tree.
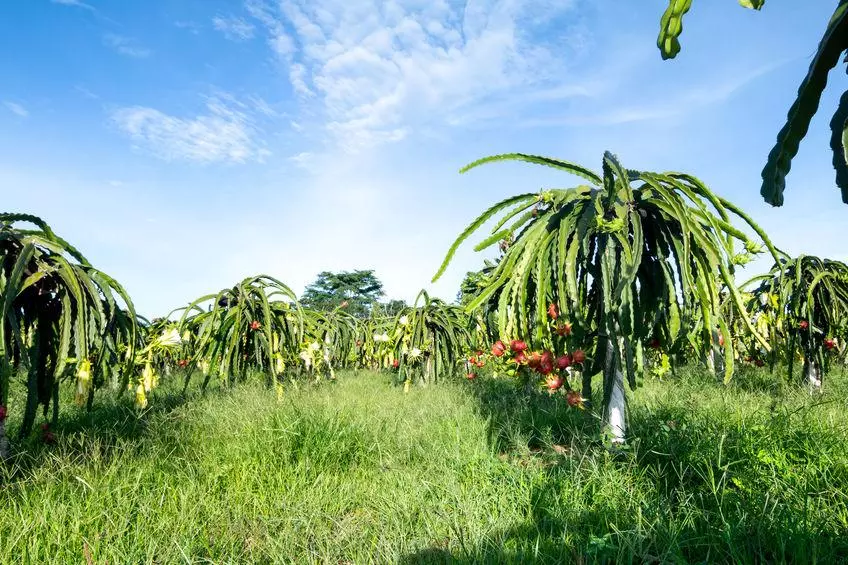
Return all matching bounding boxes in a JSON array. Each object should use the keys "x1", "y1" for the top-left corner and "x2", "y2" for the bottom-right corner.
[
  {"x1": 380, "y1": 299, "x2": 407, "y2": 317},
  {"x1": 301, "y1": 270, "x2": 385, "y2": 317},
  {"x1": 456, "y1": 270, "x2": 486, "y2": 306}
]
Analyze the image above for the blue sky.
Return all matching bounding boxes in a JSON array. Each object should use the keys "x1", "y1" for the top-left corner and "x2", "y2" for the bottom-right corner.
[{"x1": 1, "y1": 0, "x2": 845, "y2": 317}]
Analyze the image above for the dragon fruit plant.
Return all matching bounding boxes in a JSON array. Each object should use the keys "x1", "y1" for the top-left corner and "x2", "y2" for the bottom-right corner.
[
  {"x1": 178, "y1": 275, "x2": 303, "y2": 392},
  {"x1": 394, "y1": 290, "x2": 471, "y2": 392},
  {"x1": 434, "y1": 152, "x2": 774, "y2": 444},
  {"x1": 745, "y1": 254, "x2": 848, "y2": 391},
  {"x1": 0, "y1": 214, "x2": 138, "y2": 454}
]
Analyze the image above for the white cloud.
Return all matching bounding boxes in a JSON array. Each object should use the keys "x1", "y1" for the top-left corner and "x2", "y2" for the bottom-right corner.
[
  {"x1": 245, "y1": 0, "x2": 580, "y2": 151},
  {"x1": 74, "y1": 85, "x2": 100, "y2": 100},
  {"x1": 270, "y1": 32, "x2": 295, "y2": 56},
  {"x1": 289, "y1": 62, "x2": 312, "y2": 96},
  {"x1": 51, "y1": 0, "x2": 95, "y2": 11},
  {"x1": 515, "y1": 57, "x2": 795, "y2": 129},
  {"x1": 3, "y1": 101, "x2": 28, "y2": 118},
  {"x1": 174, "y1": 21, "x2": 202, "y2": 35},
  {"x1": 212, "y1": 16, "x2": 255, "y2": 41},
  {"x1": 249, "y1": 95, "x2": 281, "y2": 117},
  {"x1": 288, "y1": 151, "x2": 316, "y2": 172},
  {"x1": 111, "y1": 97, "x2": 270, "y2": 163},
  {"x1": 103, "y1": 34, "x2": 151, "y2": 58}
]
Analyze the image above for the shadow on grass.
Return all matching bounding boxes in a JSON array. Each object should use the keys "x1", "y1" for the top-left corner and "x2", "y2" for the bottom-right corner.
[
  {"x1": 462, "y1": 376, "x2": 594, "y2": 454},
  {"x1": 401, "y1": 519, "x2": 848, "y2": 564},
  {"x1": 1, "y1": 385, "x2": 196, "y2": 484},
  {"x1": 436, "y1": 372, "x2": 848, "y2": 563}
]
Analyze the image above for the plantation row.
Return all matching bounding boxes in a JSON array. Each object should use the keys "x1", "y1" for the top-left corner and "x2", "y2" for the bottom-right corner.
[{"x1": 2, "y1": 153, "x2": 848, "y2": 455}]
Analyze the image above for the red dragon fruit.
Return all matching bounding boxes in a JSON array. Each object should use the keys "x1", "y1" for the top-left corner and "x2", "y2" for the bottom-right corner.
[
  {"x1": 556, "y1": 355, "x2": 572, "y2": 370},
  {"x1": 510, "y1": 340, "x2": 528, "y2": 353}
]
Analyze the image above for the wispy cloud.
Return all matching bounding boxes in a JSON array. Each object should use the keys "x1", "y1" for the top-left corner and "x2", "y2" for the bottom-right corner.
[
  {"x1": 212, "y1": 16, "x2": 255, "y2": 41},
  {"x1": 516, "y1": 58, "x2": 796, "y2": 129},
  {"x1": 74, "y1": 85, "x2": 100, "y2": 100},
  {"x1": 174, "y1": 20, "x2": 202, "y2": 35},
  {"x1": 50, "y1": 0, "x2": 95, "y2": 12},
  {"x1": 288, "y1": 151, "x2": 316, "y2": 172},
  {"x1": 103, "y1": 34, "x2": 151, "y2": 58},
  {"x1": 111, "y1": 96, "x2": 270, "y2": 164},
  {"x1": 244, "y1": 0, "x2": 580, "y2": 152},
  {"x1": 249, "y1": 95, "x2": 281, "y2": 118},
  {"x1": 3, "y1": 101, "x2": 28, "y2": 118}
]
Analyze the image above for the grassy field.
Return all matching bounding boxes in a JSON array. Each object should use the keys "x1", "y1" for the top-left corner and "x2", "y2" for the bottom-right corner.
[{"x1": 2, "y1": 368, "x2": 848, "y2": 563}]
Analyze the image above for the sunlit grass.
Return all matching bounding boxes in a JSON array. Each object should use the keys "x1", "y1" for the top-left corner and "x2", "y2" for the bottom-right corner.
[{"x1": 2, "y1": 367, "x2": 848, "y2": 563}]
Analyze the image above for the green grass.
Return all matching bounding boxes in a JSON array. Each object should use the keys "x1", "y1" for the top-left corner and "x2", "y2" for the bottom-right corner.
[{"x1": 2, "y1": 367, "x2": 848, "y2": 563}]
